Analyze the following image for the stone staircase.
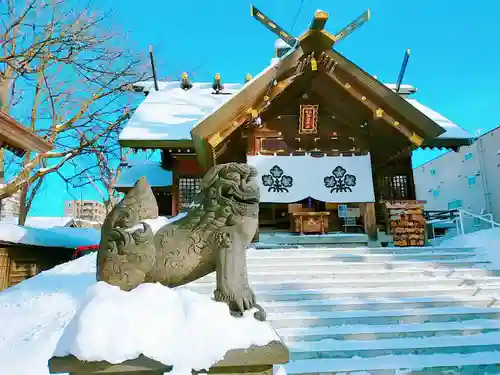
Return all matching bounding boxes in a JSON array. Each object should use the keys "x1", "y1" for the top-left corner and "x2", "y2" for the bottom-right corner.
[{"x1": 185, "y1": 246, "x2": 500, "y2": 374}]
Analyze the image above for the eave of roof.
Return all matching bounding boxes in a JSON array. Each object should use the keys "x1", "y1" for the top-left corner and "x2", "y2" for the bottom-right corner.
[
  {"x1": 326, "y1": 49, "x2": 446, "y2": 140},
  {"x1": 0, "y1": 110, "x2": 53, "y2": 154}
]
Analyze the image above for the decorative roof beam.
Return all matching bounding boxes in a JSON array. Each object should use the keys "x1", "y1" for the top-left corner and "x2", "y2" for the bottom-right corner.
[
  {"x1": 317, "y1": 53, "x2": 424, "y2": 147},
  {"x1": 208, "y1": 67, "x2": 311, "y2": 149},
  {"x1": 0, "y1": 110, "x2": 53, "y2": 154},
  {"x1": 310, "y1": 10, "x2": 329, "y2": 30},
  {"x1": 325, "y1": 49, "x2": 444, "y2": 139}
]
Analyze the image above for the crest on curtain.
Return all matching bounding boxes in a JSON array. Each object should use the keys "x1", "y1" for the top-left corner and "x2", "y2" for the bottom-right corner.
[
  {"x1": 324, "y1": 166, "x2": 357, "y2": 193},
  {"x1": 299, "y1": 104, "x2": 319, "y2": 134},
  {"x1": 262, "y1": 165, "x2": 293, "y2": 192}
]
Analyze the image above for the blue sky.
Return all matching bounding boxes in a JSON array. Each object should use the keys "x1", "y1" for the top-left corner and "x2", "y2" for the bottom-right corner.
[{"x1": 28, "y1": 0, "x2": 499, "y2": 216}]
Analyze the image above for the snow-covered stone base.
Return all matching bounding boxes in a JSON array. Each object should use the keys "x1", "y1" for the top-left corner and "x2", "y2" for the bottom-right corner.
[{"x1": 54, "y1": 282, "x2": 277, "y2": 375}]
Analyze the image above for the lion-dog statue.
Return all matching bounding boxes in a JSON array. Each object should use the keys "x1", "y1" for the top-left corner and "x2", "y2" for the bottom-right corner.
[{"x1": 97, "y1": 163, "x2": 265, "y2": 320}]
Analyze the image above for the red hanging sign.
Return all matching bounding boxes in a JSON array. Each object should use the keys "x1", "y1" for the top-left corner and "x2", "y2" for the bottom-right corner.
[{"x1": 299, "y1": 104, "x2": 319, "y2": 134}]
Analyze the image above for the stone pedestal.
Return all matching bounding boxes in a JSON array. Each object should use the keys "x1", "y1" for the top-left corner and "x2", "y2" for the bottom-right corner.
[{"x1": 48, "y1": 339, "x2": 289, "y2": 375}]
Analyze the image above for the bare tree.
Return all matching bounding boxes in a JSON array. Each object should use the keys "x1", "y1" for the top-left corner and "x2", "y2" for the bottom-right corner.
[
  {"x1": 0, "y1": 0, "x2": 150, "y2": 224},
  {"x1": 61, "y1": 114, "x2": 133, "y2": 214}
]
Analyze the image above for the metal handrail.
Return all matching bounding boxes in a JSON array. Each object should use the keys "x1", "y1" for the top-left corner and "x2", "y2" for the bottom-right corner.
[{"x1": 457, "y1": 209, "x2": 500, "y2": 235}]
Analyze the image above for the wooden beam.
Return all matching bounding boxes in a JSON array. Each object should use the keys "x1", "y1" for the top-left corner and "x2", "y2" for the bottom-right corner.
[
  {"x1": 310, "y1": 10, "x2": 329, "y2": 30},
  {"x1": 0, "y1": 249, "x2": 11, "y2": 292},
  {"x1": 364, "y1": 202, "x2": 377, "y2": 240},
  {"x1": 171, "y1": 159, "x2": 179, "y2": 216},
  {"x1": 208, "y1": 67, "x2": 312, "y2": 150},
  {"x1": 309, "y1": 79, "x2": 370, "y2": 131},
  {"x1": 326, "y1": 49, "x2": 444, "y2": 139},
  {"x1": 317, "y1": 54, "x2": 424, "y2": 147},
  {"x1": 192, "y1": 47, "x2": 304, "y2": 142},
  {"x1": 0, "y1": 110, "x2": 53, "y2": 154}
]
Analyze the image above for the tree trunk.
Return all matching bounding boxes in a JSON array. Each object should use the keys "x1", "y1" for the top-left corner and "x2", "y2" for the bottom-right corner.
[
  {"x1": 17, "y1": 153, "x2": 32, "y2": 226},
  {"x1": 104, "y1": 194, "x2": 117, "y2": 214},
  {"x1": 18, "y1": 183, "x2": 28, "y2": 226}
]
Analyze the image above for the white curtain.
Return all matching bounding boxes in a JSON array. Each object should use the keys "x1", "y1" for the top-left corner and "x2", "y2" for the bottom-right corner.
[{"x1": 247, "y1": 154, "x2": 375, "y2": 203}]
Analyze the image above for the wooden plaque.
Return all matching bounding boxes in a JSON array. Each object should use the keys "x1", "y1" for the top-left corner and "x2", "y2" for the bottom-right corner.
[{"x1": 299, "y1": 104, "x2": 319, "y2": 134}]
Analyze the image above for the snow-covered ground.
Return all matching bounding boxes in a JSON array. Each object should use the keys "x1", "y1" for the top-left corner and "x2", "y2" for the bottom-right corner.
[
  {"x1": 439, "y1": 227, "x2": 500, "y2": 269},
  {"x1": 1, "y1": 227, "x2": 499, "y2": 375},
  {"x1": 0, "y1": 212, "x2": 276, "y2": 375},
  {"x1": 0, "y1": 252, "x2": 277, "y2": 375}
]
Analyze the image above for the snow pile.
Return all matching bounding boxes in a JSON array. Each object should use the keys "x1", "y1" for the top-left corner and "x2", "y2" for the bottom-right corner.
[
  {"x1": 0, "y1": 254, "x2": 96, "y2": 375},
  {"x1": 439, "y1": 227, "x2": 500, "y2": 268},
  {"x1": 54, "y1": 282, "x2": 277, "y2": 375},
  {"x1": 0, "y1": 223, "x2": 100, "y2": 248},
  {"x1": 0, "y1": 212, "x2": 276, "y2": 375}
]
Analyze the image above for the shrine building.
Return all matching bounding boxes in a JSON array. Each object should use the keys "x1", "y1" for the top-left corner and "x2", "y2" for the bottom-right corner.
[{"x1": 117, "y1": 8, "x2": 472, "y2": 241}]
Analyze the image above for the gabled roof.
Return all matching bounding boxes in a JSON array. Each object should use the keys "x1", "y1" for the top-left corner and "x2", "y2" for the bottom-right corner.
[
  {"x1": 117, "y1": 47, "x2": 472, "y2": 164},
  {"x1": 189, "y1": 45, "x2": 472, "y2": 168},
  {"x1": 406, "y1": 98, "x2": 472, "y2": 143},
  {"x1": 0, "y1": 110, "x2": 53, "y2": 156},
  {"x1": 119, "y1": 82, "x2": 242, "y2": 148},
  {"x1": 118, "y1": 76, "x2": 472, "y2": 153}
]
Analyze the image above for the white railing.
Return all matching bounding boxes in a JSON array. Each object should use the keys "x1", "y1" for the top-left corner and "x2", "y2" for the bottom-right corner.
[{"x1": 456, "y1": 209, "x2": 500, "y2": 235}]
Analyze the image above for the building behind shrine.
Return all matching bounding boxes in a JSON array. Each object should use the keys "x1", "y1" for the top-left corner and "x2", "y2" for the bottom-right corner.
[{"x1": 117, "y1": 10, "x2": 472, "y2": 241}]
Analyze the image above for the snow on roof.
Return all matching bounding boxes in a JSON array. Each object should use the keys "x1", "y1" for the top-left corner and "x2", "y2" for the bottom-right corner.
[
  {"x1": 0, "y1": 216, "x2": 73, "y2": 228},
  {"x1": 0, "y1": 215, "x2": 277, "y2": 375},
  {"x1": 385, "y1": 83, "x2": 417, "y2": 95},
  {"x1": 1, "y1": 216, "x2": 103, "y2": 229},
  {"x1": 119, "y1": 82, "x2": 242, "y2": 142},
  {"x1": 120, "y1": 75, "x2": 470, "y2": 145},
  {"x1": 0, "y1": 223, "x2": 100, "y2": 248},
  {"x1": 406, "y1": 98, "x2": 472, "y2": 140},
  {"x1": 116, "y1": 161, "x2": 173, "y2": 188},
  {"x1": 275, "y1": 38, "x2": 290, "y2": 49}
]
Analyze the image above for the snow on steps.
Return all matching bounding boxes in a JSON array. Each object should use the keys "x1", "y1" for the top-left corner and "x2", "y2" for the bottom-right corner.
[{"x1": 184, "y1": 245, "x2": 500, "y2": 374}]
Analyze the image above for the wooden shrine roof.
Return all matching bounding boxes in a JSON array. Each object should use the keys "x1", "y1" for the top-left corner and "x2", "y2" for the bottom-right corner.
[
  {"x1": 117, "y1": 41, "x2": 472, "y2": 162},
  {"x1": 189, "y1": 47, "x2": 472, "y2": 168},
  {"x1": 0, "y1": 111, "x2": 53, "y2": 156}
]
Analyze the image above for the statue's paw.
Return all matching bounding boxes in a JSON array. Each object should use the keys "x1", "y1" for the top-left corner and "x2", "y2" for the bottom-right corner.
[
  {"x1": 214, "y1": 286, "x2": 256, "y2": 317},
  {"x1": 253, "y1": 304, "x2": 267, "y2": 322}
]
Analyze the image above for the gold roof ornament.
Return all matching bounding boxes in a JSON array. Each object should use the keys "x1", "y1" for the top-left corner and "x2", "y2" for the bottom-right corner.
[
  {"x1": 181, "y1": 72, "x2": 192, "y2": 90},
  {"x1": 250, "y1": 4, "x2": 370, "y2": 52}
]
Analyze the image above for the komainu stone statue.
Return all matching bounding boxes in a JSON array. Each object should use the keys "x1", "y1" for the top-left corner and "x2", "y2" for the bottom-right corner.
[{"x1": 97, "y1": 163, "x2": 265, "y2": 320}]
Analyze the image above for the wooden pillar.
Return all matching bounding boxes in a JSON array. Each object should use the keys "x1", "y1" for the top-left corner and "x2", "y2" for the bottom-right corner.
[
  {"x1": 0, "y1": 249, "x2": 11, "y2": 291},
  {"x1": 247, "y1": 129, "x2": 260, "y2": 243},
  {"x1": 364, "y1": 202, "x2": 377, "y2": 240},
  {"x1": 171, "y1": 158, "x2": 179, "y2": 216}
]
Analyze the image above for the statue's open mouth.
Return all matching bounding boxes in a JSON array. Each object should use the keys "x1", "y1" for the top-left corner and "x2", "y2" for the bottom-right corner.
[
  {"x1": 226, "y1": 184, "x2": 260, "y2": 205},
  {"x1": 233, "y1": 195, "x2": 259, "y2": 205}
]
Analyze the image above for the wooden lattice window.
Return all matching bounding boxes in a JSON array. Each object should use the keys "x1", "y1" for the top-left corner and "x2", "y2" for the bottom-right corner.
[
  {"x1": 179, "y1": 177, "x2": 202, "y2": 210},
  {"x1": 377, "y1": 175, "x2": 412, "y2": 201},
  {"x1": 391, "y1": 175, "x2": 409, "y2": 200}
]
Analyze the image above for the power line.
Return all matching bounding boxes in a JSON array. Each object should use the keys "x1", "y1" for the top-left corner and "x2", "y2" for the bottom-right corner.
[{"x1": 291, "y1": 0, "x2": 306, "y2": 33}]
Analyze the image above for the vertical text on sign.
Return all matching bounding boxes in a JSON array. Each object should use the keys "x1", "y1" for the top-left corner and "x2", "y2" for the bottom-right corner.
[{"x1": 299, "y1": 104, "x2": 319, "y2": 134}]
